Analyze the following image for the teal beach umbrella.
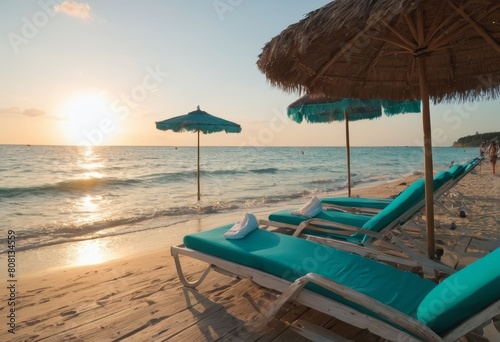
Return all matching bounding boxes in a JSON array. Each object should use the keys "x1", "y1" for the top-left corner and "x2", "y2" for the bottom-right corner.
[
  {"x1": 288, "y1": 95, "x2": 420, "y2": 196},
  {"x1": 156, "y1": 106, "x2": 241, "y2": 201}
]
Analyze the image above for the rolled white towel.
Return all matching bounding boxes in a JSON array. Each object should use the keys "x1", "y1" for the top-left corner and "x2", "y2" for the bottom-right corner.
[
  {"x1": 224, "y1": 213, "x2": 258, "y2": 239},
  {"x1": 291, "y1": 196, "x2": 323, "y2": 218}
]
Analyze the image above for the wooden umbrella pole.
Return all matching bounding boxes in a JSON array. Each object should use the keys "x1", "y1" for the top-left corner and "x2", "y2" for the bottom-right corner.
[
  {"x1": 197, "y1": 130, "x2": 200, "y2": 201},
  {"x1": 418, "y1": 57, "x2": 435, "y2": 258},
  {"x1": 345, "y1": 111, "x2": 351, "y2": 197}
]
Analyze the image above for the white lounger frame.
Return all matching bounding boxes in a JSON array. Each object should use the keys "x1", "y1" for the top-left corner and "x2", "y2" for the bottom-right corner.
[{"x1": 171, "y1": 244, "x2": 500, "y2": 342}]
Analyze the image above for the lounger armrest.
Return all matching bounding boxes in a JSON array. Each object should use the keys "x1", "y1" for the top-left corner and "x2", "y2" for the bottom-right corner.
[
  {"x1": 442, "y1": 300, "x2": 500, "y2": 342},
  {"x1": 323, "y1": 204, "x2": 381, "y2": 216},
  {"x1": 260, "y1": 218, "x2": 381, "y2": 240},
  {"x1": 289, "y1": 273, "x2": 442, "y2": 341},
  {"x1": 258, "y1": 219, "x2": 303, "y2": 231},
  {"x1": 304, "y1": 218, "x2": 383, "y2": 239}
]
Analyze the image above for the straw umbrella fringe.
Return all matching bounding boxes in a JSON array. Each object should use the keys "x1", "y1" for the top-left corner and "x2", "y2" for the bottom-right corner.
[
  {"x1": 288, "y1": 96, "x2": 420, "y2": 196},
  {"x1": 289, "y1": 97, "x2": 381, "y2": 197},
  {"x1": 257, "y1": 0, "x2": 500, "y2": 258}
]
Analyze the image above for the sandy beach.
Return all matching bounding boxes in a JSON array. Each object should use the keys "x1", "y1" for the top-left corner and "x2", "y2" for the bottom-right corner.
[{"x1": 2, "y1": 169, "x2": 499, "y2": 341}]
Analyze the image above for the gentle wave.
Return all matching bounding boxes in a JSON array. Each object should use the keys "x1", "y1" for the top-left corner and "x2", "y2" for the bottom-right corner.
[
  {"x1": 0, "y1": 177, "x2": 142, "y2": 198},
  {"x1": 1, "y1": 145, "x2": 477, "y2": 254},
  {"x1": 0, "y1": 187, "x2": 325, "y2": 253},
  {"x1": 249, "y1": 167, "x2": 278, "y2": 174},
  {"x1": 309, "y1": 178, "x2": 332, "y2": 184},
  {"x1": 0, "y1": 168, "x2": 441, "y2": 253},
  {"x1": 141, "y1": 168, "x2": 275, "y2": 183},
  {"x1": 0, "y1": 207, "x2": 211, "y2": 253},
  {"x1": 0, "y1": 167, "x2": 291, "y2": 199}
]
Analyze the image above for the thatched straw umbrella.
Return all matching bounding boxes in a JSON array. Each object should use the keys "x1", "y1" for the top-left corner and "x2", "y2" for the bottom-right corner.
[
  {"x1": 288, "y1": 95, "x2": 420, "y2": 196},
  {"x1": 258, "y1": 0, "x2": 500, "y2": 258}
]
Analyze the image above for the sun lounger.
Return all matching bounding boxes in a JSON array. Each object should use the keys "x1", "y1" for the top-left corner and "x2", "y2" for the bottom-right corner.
[
  {"x1": 261, "y1": 170, "x2": 456, "y2": 274},
  {"x1": 264, "y1": 170, "x2": 452, "y2": 244},
  {"x1": 322, "y1": 196, "x2": 393, "y2": 215},
  {"x1": 434, "y1": 156, "x2": 484, "y2": 215},
  {"x1": 321, "y1": 157, "x2": 481, "y2": 215},
  {"x1": 172, "y1": 225, "x2": 500, "y2": 341}
]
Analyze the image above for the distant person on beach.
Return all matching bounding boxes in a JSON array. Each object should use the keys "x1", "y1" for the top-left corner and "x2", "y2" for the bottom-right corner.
[
  {"x1": 479, "y1": 142, "x2": 486, "y2": 157},
  {"x1": 485, "y1": 140, "x2": 498, "y2": 175}
]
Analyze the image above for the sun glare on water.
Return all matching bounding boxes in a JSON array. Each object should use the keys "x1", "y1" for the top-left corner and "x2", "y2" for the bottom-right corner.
[{"x1": 60, "y1": 92, "x2": 118, "y2": 146}]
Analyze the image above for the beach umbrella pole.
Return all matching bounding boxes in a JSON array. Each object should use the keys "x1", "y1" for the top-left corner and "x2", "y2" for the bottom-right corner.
[
  {"x1": 197, "y1": 130, "x2": 200, "y2": 201},
  {"x1": 345, "y1": 112, "x2": 351, "y2": 197},
  {"x1": 156, "y1": 107, "x2": 241, "y2": 202},
  {"x1": 418, "y1": 58, "x2": 435, "y2": 258}
]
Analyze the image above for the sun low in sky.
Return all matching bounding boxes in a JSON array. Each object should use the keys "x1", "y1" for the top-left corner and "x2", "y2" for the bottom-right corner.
[
  {"x1": 59, "y1": 91, "x2": 114, "y2": 146},
  {"x1": 1, "y1": 0, "x2": 498, "y2": 147}
]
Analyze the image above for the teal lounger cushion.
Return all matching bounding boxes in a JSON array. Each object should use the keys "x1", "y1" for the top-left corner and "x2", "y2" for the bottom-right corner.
[
  {"x1": 470, "y1": 157, "x2": 481, "y2": 168},
  {"x1": 464, "y1": 161, "x2": 477, "y2": 173},
  {"x1": 360, "y1": 171, "x2": 453, "y2": 239},
  {"x1": 269, "y1": 208, "x2": 371, "y2": 228},
  {"x1": 447, "y1": 164, "x2": 465, "y2": 179},
  {"x1": 432, "y1": 170, "x2": 455, "y2": 191},
  {"x1": 184, "y1": 225, "x2": 437, "y2": 318},
  {"x1": 321, "y1": 196, "x2": 392, "y2": 209},
  {"x1": 417, "y1": 247, "x2": 500, "y2": 334}
]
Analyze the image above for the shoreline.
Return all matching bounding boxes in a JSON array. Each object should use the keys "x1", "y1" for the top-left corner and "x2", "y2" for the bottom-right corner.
[{"x1": 2, "y1": 174, "x2": 420, "y2": 276}]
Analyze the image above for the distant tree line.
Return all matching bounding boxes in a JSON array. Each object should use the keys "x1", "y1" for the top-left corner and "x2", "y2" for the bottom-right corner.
[{"x1": 452, "y1": 131, "x2": 500, "y2": 147}]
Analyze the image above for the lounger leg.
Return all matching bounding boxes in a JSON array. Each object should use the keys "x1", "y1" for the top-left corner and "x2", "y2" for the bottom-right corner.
[
  {"x1": 444, "y1": 302, "x2": 500, "y2": 341},
  {"x1": 435, "y1": 200, "x2": 457, "y2": 218},
  {"x1": 389, "y1": 230, "x2": 457, "y2": 276},
  {"x1": 172, "y1": 253, "x2": 212, "y2": 288},
  {"x1": 290, "y1": 319, "x2": 355, "y2": 342},
  {"x1": 292, "y1": 221, "x2": 309, "y2": 237}
]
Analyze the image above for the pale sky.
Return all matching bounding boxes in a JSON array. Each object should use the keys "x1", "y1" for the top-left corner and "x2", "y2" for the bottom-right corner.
[{"x1": 1, "y1": 0, "x2": 498, "y2": 147}]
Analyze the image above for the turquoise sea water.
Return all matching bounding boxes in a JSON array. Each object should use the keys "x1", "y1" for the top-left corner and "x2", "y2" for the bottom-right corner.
[{"x1": 0, "y1": 145, "x2": 478, "y2": 253}]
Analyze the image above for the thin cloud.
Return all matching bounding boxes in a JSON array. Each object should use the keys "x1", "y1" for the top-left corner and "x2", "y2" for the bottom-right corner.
[
  {"x1": 54, "y1": 0, "x2": 93, "y2": 20},
  {"x1": 0, "y1": 107, "x2": 46, "y2": 117},
  {"x1": 0, "y1": 107, "x2": 21, "y2": 115},
  {"x1": 23, "y1": 108, "x2": 46, "y2": 117}
]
